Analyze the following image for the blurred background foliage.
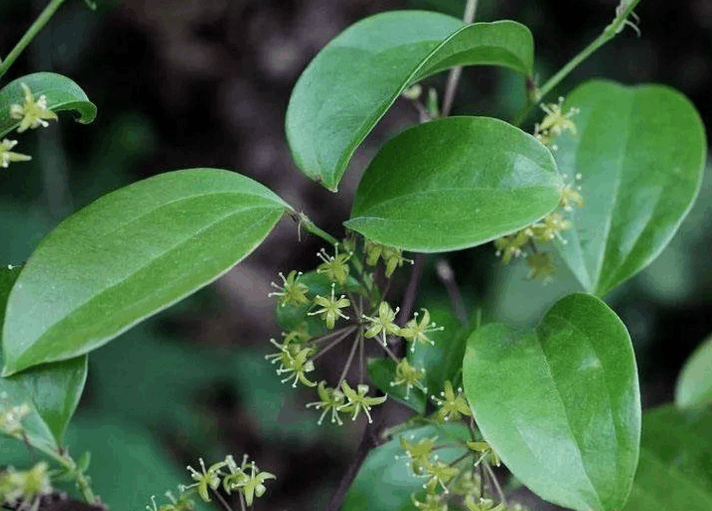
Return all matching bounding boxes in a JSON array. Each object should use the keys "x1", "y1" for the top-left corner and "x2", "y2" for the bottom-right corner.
[{"x1": 0, "y1": 0, "x2": 710, "y2": 510}]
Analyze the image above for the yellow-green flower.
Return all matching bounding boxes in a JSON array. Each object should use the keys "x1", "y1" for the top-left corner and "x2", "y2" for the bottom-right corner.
[
  {"x1": 391, "y1": 358, "x2": 426, "y2": 398},
  {"x1": 266, "y1": 338, "x2": 317, "y2": 388},
  {"x1": 0, "y1": 139, "x2": 31, "y2": 168},
  {"x1": 184, "y1": 458, "x2": 226, "y2": 502},
  {"x1": 432, "y1": 381, "x2": 472, "y2": 423},
  {"x1": 306, "y1": 381, "x2": 346, "y2": 425},
  {"x1": 308, "y1": 284, "x2": 350, "y2": 329},
  {"x1": 235, "y1": 462, "x2": 276, "y2": 506},
  {"x1": 400, "y1": 435, "x2": 437, "y2": 475},
  {"x1": 0, "y1": 400, "x2": 31, "y2": 438},
  {"x1": 363, "y1": 301, "x2": 400, "y2": 346},
  {"x1": 526, "y1": 252, "x2": 556, "y2": 283},
  {"x1": 465, "y1": 496, "x2": 507, "y2": 511},
  {"x1": 268, "y1": 270, "x2": 310, "y2": 307},
  {"x1": 467, "y1": 441, "x2": 501, "y2": 467},
  {"x1": 412, "y1": 492, "x2": 448, "y2": 511},
  {"x1": 338, "y1": 382, "x2": 386, "y2": 423},
  {"x1": 316, "y1": 245, "x2": 352, "y2": 284},
  {"x1": 493, "y1": 230, "x2": 531, "y2": 264},
  {"x1": 401, "y1": 309, "x2": 441, "y2": 352},
  {"x1": 9, "y1": 83, "x2": 58, "y2": 132},
  {"x1": 0, "y1": 462, "x2": 52, "y2": 510}
]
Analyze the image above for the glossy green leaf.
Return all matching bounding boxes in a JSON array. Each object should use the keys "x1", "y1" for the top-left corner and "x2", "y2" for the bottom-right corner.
[
  {"x1": 623, "y1": 406, "x2": 712, "y2": 510},
  {"x1": 367, "y1": 358, "x2": 426, "y2": 414},
  {"x1": 0, "y1": 72, "x2": 97, "y2": 138},
  {"x1": 1, "y1": 265, "x2": 87, "y2": 448},
  {"x1": 2, "y1": 169, "x2": 290, "y2": 375},
  {"x1": 342, "y1": 423, "x2": 469, "y2": 511},
  {"x1": 676, "y1": 334, "x2": 712, "y2": 409},
  {"x1": 462, "y1": 293, "x2": 640, "y2": 511},
  {"x1": 554, "y1": 80, "x2": 706, "y2": 296},
  {"x1": 286, "y1": 11, "x2": 534, "y2": 191},
  {"x1": 346, "y1": 117, "x2": 561, "y2": 252}
]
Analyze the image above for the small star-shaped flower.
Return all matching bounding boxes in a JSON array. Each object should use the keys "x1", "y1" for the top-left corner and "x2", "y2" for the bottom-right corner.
[
  {"x1": 268, "y1": 270, "x2": 310, "y2": 307},
  {"x1": 337, "y1": 381, "x2": 387, "y2": 423},
  {"x1": 185, "y1": 458, "x2": 226, "y2": 502},
  {"x1": 9, "y1": 83, "x2": 58, "y2": 132},
  {"x1": 432, "y1": 380, "x2": 472, "y2": 423},
  {"x1": 306, "y1": 381, "x2": 346, "y2": 425},
  {"x1": 0, "y1": 139, "x2": 31, "y2": 168},
  {"x1": 401, "y1": 309, "x2": 442, "y2": 352},
  {"x1": 308, "y1": 284, "x2": 350, "y2": 329},
  {"x1": 363, "y1": 301, "x2": 400, "y2": 346}
]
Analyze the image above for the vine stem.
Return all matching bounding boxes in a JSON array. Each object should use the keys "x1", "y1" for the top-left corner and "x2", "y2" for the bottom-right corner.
[
  {"x1": 0, "y1": 0, "x2": 69, "y2": 79},
  {"x1": 297, "y1": 212, "x2": 339, "y2": 246},
  {"x1": 33, "y1": 443, "x2": 97, "y2": 504},
  {"x1": 514, "y1": 0, "x2": 645, "y2": 126},
  {"x1": 441, "y1": 0, "x2": 479, "y2": 117}
]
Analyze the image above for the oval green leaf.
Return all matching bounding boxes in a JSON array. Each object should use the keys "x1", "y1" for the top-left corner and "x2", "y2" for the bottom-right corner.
[
  {"x1": 286, "y1": 10, "x2": 534, "y2": 191},
  {"x1": 345, "y1": 116, "x2": 561, "y2": 252},
  {"x1": 554, "y1": 80, "x2": 706, "y2": 296},
  {"x1": 0, "y1": 72, "x2": 97, "y2": 138},
  {"x1": 1, "y1": 265, "x2": 87, "y2": 448},
  {"x1": 2, "y1": 169, "x2": 290, "y2": 375},
  {"x1": 462, "y1": 293, "x2": 641, "y2": 511},
  {"x1": 675, "y1": 333, "x2": 712, "y2": 409},
  {"x1": 623, "y1": 406, "x2": 712, "y2": 510}
]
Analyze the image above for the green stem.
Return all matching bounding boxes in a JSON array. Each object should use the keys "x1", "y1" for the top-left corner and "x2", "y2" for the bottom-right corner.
[
  {"x1": 441, "y1": 0, "x2": 479, "y2": 116},
  {"x1": 298, "y1": 212, "x2": 339, "y2": 246},
  {"x1": 514, "y1": 0, "x2": 644, "y2": 126},
  {"x1": 34, "y1": 444, "x2": 96, "y2": 503},
  {"x1": 0, "y1": 0, "x2": 69, "y2": 79}
]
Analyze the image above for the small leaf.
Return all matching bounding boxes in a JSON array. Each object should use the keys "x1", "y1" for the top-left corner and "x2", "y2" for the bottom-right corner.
[
  {"x1": 2, "y1": 169, "x2": 290, "y2": 375},
  {"x1": 554, "y1": 80, "x2": 706, "y2": 296},
  {"x1": 286, "y1": 10, "x2": 534, "y2": 191},
  {"x1": 676, "y1": 334, "x2": 712, "y2": 409},
  {"x1": 462, "y1": 293, "x2": 640, "y2": 511},
  {"x1": 623, "y1": 406, "x2": 712, "y2": 510},
  {"x1": 1, "y1": 265, "x2": 87, "y2": 448},
  {"x1": 345, "y1": 117, "x2": 561, "y2": 252},
  {"x1": 0, "y1": 72, "x2": 97, "y2": 138}
]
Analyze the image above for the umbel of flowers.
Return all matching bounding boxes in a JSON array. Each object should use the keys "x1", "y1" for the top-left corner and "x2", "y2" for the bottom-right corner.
[{"x1": 267, "y1": 234, "x2": 456, "y2": 426}]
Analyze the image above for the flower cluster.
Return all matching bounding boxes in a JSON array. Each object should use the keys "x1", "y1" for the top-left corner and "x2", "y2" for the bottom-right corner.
[
  {"x1": 267, "y1": 238, "x2": 439, "y2": 425},
  {"x1": 533, "y1": 96, "x2": 579, "y2": 150},
  {"x1": 178, "y1": 454, "x2": 275, "y2": 507},
  {"x1": 0, "y1": 395, "x2": 31, "y2": 440},
  {"x1": 2, "y1": 83, "x2": 58, "y2": 170},
  {"x1": 0, "y1": 462, "x2": 53, "y2": 511}
]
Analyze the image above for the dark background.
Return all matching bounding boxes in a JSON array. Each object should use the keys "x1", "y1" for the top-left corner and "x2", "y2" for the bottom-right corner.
[{"x1": 0, "y1": 0, "x2": 710, "y2": 510}]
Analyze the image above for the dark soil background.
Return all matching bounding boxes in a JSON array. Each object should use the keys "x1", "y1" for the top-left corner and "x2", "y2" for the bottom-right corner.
[{"x1": 1, "y1": 0, "x2": 710, "y2": 510}]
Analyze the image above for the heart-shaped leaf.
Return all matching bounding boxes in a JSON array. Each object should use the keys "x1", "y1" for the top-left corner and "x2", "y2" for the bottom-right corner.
[
  {"x1": 676, "y1": 333, "x2": 712, "y2": 409},
  {"x1": 286, "y1": 10, "x2": 534, "y2": 191},
  {"x1": 462, "y1": 293, "x2": 640, "y2": 511},
  {"x1": 554, "y1": 80, "x2": 706, "y2": 296},
  {"x1": 1, "y1": 265, "x2": 87, "y2": 449},
  {"x1": 2, "y1": 169, "x2": 290, "y2": 375},
  {"x1": 0, "y1": 72, "x2": 96, "y2": 137},
  {"x1": 345, "y1": 116, "x2": 561, "y2": 252},
  {"x1": 623, "y1": 406, "x2": 712, "y2": 510}
]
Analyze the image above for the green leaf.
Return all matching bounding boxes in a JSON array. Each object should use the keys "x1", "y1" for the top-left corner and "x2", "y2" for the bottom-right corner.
[
  {"x1": 286, "y1": 11, "x2": 534, "y2": 191},
  {"x1": 554, "y1": 80, "x2": 706, "y2": 296},
  {"x1": 342, "y1": 423, "x2": 469, "y2": 511},
  {"x1": 462, "y1": 293, "x2": 640, "y2": 511},
  {"x1": 1, "y1": 265, "x2": 87, "y2": 448},
  {"x1": 367, "y1": 358, "x2": 427, "y2": 414},
  {"x1": 2, "y1": 169, "x2": 290, "y2": 375},
  {"x1": 345, "y1": 117, "x2": 561, "y2": 252},
  {"x1": 0, "y1": 72, "x2": 97, "y2": 138},
  {"x1": 676, "y1": 334, "x2": 712, "y2": 409},
  {"x1": 623, "y1": 406, "x2": 712, "y2": 510}
]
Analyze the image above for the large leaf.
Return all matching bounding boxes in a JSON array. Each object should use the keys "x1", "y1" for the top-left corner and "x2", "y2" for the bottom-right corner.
[
  {"x1": 675, "y1": 333, "x2": 712, "y2": 409},
  {"x1": 623, "y1": 406, "x2": 712, "y2": 510},
  {"x1": 0, "y1": 72, "x2": 96, "y2": 137},
  {"x1": 2, "y1": 169, "x2": 290, "y2": 375},
  {"x1": 286, "y1": 10, "x2": 534, "y2": 191},
  {"x1": 462, "y1": 293, "x2": 640, "y2": 511},
  {"x1": 345, "y1": 117, "x2": 561, "y2": 252},
  {"x1": 1, "y1": 265, "x2": 86, "y2": 449},
  {"x1": 554, "y1": 80, "x2": 706, "y2": 296},
  {"x1": 342, "y1": 423, "x2": 469, "y2": 511}
]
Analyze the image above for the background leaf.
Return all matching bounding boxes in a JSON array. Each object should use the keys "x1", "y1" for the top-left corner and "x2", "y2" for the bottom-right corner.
[
  {"x1": 345, "y1": 116, "x2": 561, "y2": 252},
  {"x1": 0, "y1": 72, "x2": 97, "y2": 138},
  {"x1": 554, "y1": 80, "x2": 706, "y2": 296},
  {"x1": 2, "y1": 169, "x2": 290, "y2": 375},
  {"x1": 286, "y1": 10, "x2": 534, "y2": 190},
  {"x1": 623, "y1": 406, "x2": 712, "y2": 510},
  {"x1": 1, "y1": 265, "x2": 86, "y2": 449},
  {"x1": 462, "y1": 293, "x2": 640, "y2": 511},
  {"x1": 675, "y1": 333, "x2": 712, "y2": 409}
]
